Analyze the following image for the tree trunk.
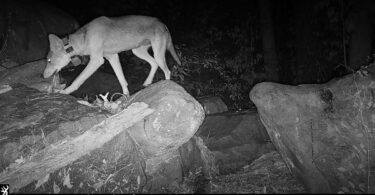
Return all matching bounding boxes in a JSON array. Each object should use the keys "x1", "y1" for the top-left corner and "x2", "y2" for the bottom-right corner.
[{"x1": 258, "y1": 0, "x2": 279, "y2": 82}]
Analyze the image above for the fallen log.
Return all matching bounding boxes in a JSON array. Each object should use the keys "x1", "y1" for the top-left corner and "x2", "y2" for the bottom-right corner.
[
  {"x1": 0, "y1": 102, "x2": 153, "y2": 191},
  {"x1": 0, "y1": 80, "x2": 206, "y2": 193},
  {"x1": 0, "y1": 84, "x2": 107, "y2": 172},
  {"x1": 124, "y1": 80, "x2": 205, "y2": 159},
  {"x1": 250, "y1": 66, "x2": 375, "y2": 193}
]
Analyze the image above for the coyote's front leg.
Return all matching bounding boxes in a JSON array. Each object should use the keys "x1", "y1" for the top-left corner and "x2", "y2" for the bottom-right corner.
[{"x1": 59, "y1": 57, "x2": 104, "y2": 94}]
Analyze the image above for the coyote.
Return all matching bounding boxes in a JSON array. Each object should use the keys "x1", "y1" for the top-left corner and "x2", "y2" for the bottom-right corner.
[{"x1": 44, "y1": 15, "x2": 181, "y2": 95}]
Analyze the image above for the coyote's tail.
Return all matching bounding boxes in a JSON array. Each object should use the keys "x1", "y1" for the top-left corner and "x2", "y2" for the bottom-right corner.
[
  {"x1": 165, "y1": 26, "x2": 181, "y2": 65},
  {"x1": 168, "y1": 39, "x2": 181, "y2": 65}
]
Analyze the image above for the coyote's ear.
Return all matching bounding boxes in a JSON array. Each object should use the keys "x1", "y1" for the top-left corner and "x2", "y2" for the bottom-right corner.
[{"x1": 48, "y1": 34, "x2": 64, "y2": 51}]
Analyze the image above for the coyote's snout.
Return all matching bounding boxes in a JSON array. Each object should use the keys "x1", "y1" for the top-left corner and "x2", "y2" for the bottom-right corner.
[{"x1": 44, "y1": 15, "x2": 181, "y2": 95}]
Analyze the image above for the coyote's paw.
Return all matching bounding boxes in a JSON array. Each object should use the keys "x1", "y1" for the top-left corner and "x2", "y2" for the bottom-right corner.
[
  {"x1": 142, "y1": 81, "x2": 151, "y2": 87},
  {"x1": 52, "y1": 84, "x2": 66, "y2": 93},
  {"x1": 58, "y1": 89, "x2": 70, "y2": 94},
  {"x1": 58, "y1": 86, "x2": 75, "y2": 94},
  {"x1": 122, "y1": 88, "x2": 130, "y2": 97}
]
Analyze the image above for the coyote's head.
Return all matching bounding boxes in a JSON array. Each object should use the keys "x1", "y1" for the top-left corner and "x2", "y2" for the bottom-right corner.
[{"x1": 43, "y1": 34, "x2": 71, "y2": 78}]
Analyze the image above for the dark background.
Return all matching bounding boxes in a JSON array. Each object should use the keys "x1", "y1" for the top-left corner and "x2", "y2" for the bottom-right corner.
[{"x1": 40, "y1": 0, "x2": 375, "y2": 110}]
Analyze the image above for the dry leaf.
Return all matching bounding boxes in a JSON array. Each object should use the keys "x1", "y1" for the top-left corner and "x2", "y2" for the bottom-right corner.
[
  {"x1": 93, "y1": 180, "x2": 104, "y2": 190},
  {"x1": 359, "y1": 183, "x2": 366, "y2": 191},
  {"x1": 53, "y1": 182, "x2": 60, "y2": 194},
  {"x1": 63, "y1": 172, "x2": 73, "y2": 189},
  {"x1": 0, "y1": 84, "x2": 12, "y2": 94},
  {"x1": 341, "y1": 187, "x2": 349, "y2": 192},
  {"x1": 348, "y1": 181, "x2": 355, "y2": 189},
  {"x1": 35, "y1": 173, "x2": 50, "y2": 189},
  {"x1": 15, "y1": 156, "x2": 25, "y2": 164}
]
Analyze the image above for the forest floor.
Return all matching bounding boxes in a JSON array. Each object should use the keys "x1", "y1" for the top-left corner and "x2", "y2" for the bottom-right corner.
[{"x1": 209, "y1": 151, "x2": 306, "y2": 193}]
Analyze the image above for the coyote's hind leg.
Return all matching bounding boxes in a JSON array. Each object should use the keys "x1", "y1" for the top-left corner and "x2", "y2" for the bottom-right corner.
[{"x1": 132, "y1": 45, "x2": 159, "y2": 86}]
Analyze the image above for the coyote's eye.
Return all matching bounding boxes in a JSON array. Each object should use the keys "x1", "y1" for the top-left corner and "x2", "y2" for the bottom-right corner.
[{"x1": 47, "y1": 59, "x2": 51, "y2": 63}]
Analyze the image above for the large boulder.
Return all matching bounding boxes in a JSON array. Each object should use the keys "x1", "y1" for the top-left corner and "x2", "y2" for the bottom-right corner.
[
  {"x1": 0, "y1": 60, "x2": 51, "y2": 87},
  {"x1": 197, "y1": 96, "x2": 228, "y2": 115},
  {"x1": 196, "y1": 109, "x2": 274, "y2": 174},
  {"x1": 250, "y1": 67, "x2": 375, "y2": 193},
  {"x1": 0, "y1": 0, "x2": 79, "y2": 67}
]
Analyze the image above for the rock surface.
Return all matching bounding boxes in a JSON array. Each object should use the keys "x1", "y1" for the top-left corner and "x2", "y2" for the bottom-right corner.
[
  {"x1": 196, "y1": 109, "x2": 274, "y2": 174},
  {"x1": 0, "y1": 0, "x2": 79, "y2": 67},
  {"x1": 0, "y1": 60, "x2": 58, "y2": 93},
  {"x1": 250, "y1": 67, "x2": 375, "y2": 193},
  {"x1": 197, "y1": 96, "x2": 228, "y2": 115}
]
